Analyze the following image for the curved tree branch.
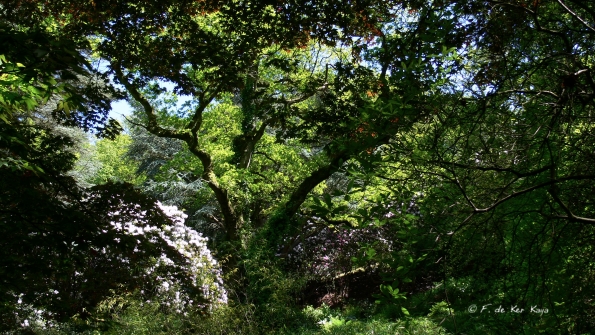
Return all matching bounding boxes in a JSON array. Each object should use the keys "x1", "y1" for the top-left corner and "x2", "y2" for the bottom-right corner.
[
  {"x1": 470, "y1": 175, "x2": 595, "y2": 214},
  {"x1": 113, "y1": 62, "x2": 242, "y2": 242},
  {"x1": 112, "y1": 63, "x2": 191, "y2": 142},
  {"x1": 557, "y1": 0, "x2": 595, "y2": 34}
]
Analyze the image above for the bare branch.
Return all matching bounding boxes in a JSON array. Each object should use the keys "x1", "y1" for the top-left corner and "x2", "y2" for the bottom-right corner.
[
  {"x1": 473, "y1": 175, "x2": 595, "y2": 213},
  {"x1": 112, "y1": 63, "x2": 191, "y2": 142},
  {"x1": 437, "y1": 161, "x2": 553, "y2": 178},
  {"x1": 548, "y1": 188, "x2": 595, "y2": 224},
  {"x1": 497, "y1": 90, "x2": 559, "y2": 99},
  {"x1": 557, "y1": 0, "x2": 595, "y2": 34},
  {"x1": 254, "y1": 151, "x2": 281, "y2": 167},
  {"x1": 187, "y1": 85, "x2": 221, "y2": 133},
  {"x1": 453, "y1": 175, "x2": 478, "y2": 211},
  {"x1": 237, "y1": 119, "x2": 273, "y2": 169},
  {"x1": 262, "y1": 85, "x2": 328, "y2": 106}
]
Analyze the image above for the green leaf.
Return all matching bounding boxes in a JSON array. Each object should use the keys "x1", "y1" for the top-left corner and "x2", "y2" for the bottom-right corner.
[
  {"x1": 313, "y1": 197, "x2": 323, "y2": 207},
  {"x1": 346, "y1": 180, "x2": 355, "y2": 193},
  {"x1": 323, "y1": 193, "x2": 332, "y2": 208}
]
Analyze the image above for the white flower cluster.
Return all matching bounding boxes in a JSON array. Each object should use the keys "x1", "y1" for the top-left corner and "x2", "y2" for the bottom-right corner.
[
  {"x1": 12, "y1": 294, "x2": 54, "y2": 331},
  {"x1": 12, "y1": 202, "x2": 226, "y2": 331},
  {"x1": 114, "y1": 202, "x2": 227, "y2": 312}
]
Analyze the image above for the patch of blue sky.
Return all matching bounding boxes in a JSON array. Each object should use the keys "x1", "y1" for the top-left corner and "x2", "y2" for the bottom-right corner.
[
  {"x1": 89, "y1": 58, "x2": 193, "y2": 127},
  {"x1": 109, "y1": 80, "x2": 194, "y2": 126}
]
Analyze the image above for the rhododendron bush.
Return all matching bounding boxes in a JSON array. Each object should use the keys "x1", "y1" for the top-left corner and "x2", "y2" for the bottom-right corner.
[
  {"x1": 105, "y1": 199, "x2": 227, "y2": 314},
  {"x1": 131, "y1": 202, "x2": 227, "y2": 310},
  {"x1": 4, "y1": 182, "x2": 225, "y2": 330}
]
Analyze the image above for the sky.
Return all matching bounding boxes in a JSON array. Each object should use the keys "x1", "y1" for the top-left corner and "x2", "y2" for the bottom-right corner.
[
  {"x1": 110, "y1": 100, "x2": 133, "y2": 124},
  {"x1": 109, "y1": 81, "x2": 192, "y2": 127}
]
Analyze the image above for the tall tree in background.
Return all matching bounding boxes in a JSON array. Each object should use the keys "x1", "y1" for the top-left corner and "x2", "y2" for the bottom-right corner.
[
  {"x1": 5, "y1": 0, "x2": 595, "y2": 333},
  {"x1": 0, "y1": 18, "x2": 222, "y2": 329},
  {"x1": 49, "y1": 0, "x2": 456, "y2": 244}
]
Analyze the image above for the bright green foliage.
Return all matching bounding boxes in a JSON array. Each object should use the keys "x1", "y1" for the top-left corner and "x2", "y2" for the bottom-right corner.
[
  {"x1": 37, "y1": 298, "x2": 447, "y2": 335},
  {"x1": 0, "y1": 15, "x2": 213, "y2": 332},
  {"x1": 5, "y1": 0, "x2": 595, "y2": 334},
  {"x1": 88, "y1": 134, "x2": 146, "y2": 186}
]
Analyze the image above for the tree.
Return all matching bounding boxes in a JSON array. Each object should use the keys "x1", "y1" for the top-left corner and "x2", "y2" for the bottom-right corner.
[
  {"x1": 95, "y1": 0, "x2": 457, "y2": 253},
  {"x1": 85, "y1": 134, "x2": 146, "y2": 186},
  {"x1": 0, "y1": 19, "x2": 223, "y2": 331},
  {"x1": 4, "y1": 2, "x2": 462, "y2": 303},
  {"x1": 7, "y1": 0, "x2": 595, "y2": 332},
  {"x1": 363, "y1": 1, "x2": 595, "y2": 332}
]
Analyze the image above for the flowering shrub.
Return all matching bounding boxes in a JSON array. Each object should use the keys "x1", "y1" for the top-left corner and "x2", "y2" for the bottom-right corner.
[
  {"x1": 98, "y1": 201, "x2": 227, "y2": 313},
  {"x1": 5, "y1": 182, "x2": 226, "y2": 331},
  {"x1": 133, "y1": 202, "x2": 227, "y2": 311}
]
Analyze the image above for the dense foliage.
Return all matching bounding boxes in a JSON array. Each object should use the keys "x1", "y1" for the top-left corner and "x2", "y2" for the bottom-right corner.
[{"x1": 2, "y1": 0, "x2": 595, "y2": 333}]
